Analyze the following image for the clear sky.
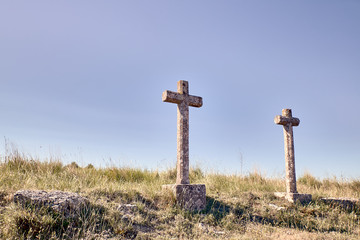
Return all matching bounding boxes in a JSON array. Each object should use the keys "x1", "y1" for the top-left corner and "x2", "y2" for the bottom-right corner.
[{"x1": 1, "y1": 1, "x2": 359, "y2": 179}]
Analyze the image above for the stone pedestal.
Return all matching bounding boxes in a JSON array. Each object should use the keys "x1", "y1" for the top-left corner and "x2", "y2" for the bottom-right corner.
[
  {"x1": 274, "y1": 192, "x2": 312, "y2": 203},
  {"x1": 163, "y1": 184, "x2": 206, "y2": 211}
]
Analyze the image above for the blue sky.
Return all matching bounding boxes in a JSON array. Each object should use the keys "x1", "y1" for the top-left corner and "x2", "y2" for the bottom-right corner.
[{"x1": 0, "y1": 1, "x2": 359, "y2": 179}]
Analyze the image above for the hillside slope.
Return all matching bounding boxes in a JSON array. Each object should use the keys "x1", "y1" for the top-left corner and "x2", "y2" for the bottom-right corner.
[{"x1": 0, "y1": 151, "x2": 359, "y2": 239}]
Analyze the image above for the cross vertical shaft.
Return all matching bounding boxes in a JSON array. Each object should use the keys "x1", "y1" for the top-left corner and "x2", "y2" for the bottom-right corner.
[
  {"x1": 274, "y1": 109, "x2": 300, "y2": 194},
  {"x1": 282, "y1": 109, "x2": 297, "y2": 193},
  {"x1": 177, "y1": 81, "x2": 190, "y2": 184}
]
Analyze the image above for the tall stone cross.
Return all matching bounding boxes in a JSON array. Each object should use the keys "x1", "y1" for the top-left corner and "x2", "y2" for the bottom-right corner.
[
  {"x1": 274, "y1": 109, "x2": 300, "y2": 194},
  {"x1": 162, "y1": 80, "x2": 203, "y2": 185}
]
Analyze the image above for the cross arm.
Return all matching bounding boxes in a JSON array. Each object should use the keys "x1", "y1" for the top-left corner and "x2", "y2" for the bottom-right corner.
[
  {"x1": 274, "y1": 115, "x2": 300, "y2": 126},
  {"x1": 188, "y1": 95, "x2": 203, "y2": 108},
  {"x1": 162, "y1": 90, "x2": 184, "y2": 104}
]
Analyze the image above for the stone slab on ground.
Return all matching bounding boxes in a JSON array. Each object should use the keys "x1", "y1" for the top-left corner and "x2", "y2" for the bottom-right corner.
[
  {"x1": 275, "y1": 192, "x2": 312, "y2": 203},
  {"x1": 14, "y1": 190, "x2": 89, "y2": 217},
  {"x1": 163, "y1": 184, "x2": 206, "y2": 211},
  {"x1": 117, "y1": 203, "x2": 138, "y2": 214},
  {"x1": 320, "y1": 197, "x2": 359, "y2": 208}
]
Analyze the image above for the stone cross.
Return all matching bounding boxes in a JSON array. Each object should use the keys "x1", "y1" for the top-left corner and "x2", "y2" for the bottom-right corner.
[
  {"x1": 162, "y1": 80, "x2": 202, "y2": 184},
  {"x1": 274, "y1": 109, "x2": 300, "y2": 194}
]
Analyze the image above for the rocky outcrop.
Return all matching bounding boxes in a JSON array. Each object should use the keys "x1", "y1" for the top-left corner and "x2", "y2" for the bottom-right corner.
[{"x1": 14, "y1": 190, "x2": 89, "y2": 217}]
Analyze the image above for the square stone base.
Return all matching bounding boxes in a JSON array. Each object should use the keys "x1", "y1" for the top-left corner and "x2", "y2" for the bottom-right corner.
[
  {"x1": 162, "y1": 184, "x2": 206, "y2": 211},
  {"x1": 275, "y1": 192, "x2": 312, "y2": 203}
]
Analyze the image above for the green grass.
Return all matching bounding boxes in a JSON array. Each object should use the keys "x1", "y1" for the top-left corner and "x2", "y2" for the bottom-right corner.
[{"x1": 0, "y1": 150, "x2": 359, "y2": 239}]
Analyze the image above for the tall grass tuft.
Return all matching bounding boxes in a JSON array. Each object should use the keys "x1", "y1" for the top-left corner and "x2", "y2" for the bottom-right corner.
[{"x1": 298, "y1": 172, "x2": 322, "y2": 189}]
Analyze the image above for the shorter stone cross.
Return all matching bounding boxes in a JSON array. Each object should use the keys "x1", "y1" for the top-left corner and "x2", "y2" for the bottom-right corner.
[
  {"x1": 274, "y1": 109, "x2": 300, "y2": 194},
  {"x1": 162, "y1": 80, "x2": 202, "y2": 185}
]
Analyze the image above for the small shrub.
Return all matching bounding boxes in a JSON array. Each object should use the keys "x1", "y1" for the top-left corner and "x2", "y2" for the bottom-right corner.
[
  {"x1": 298, "y1": 173, "x2": 322, "y2": 189},
  {"x1": 66, "y1": 162, "x2": 80, "y2": 169},
  {"x1": 85, "y1": 164, "x2": 94, "y2": 169},
  {"x1": 349, "y1": 180, "x2": 360, "y2": 193},
  {"x1": 163, "y1": 168, "x2": 177, "y2": 183},
  {"x1": 189, "y1": 167, "x2": 204, "y2": 182}
]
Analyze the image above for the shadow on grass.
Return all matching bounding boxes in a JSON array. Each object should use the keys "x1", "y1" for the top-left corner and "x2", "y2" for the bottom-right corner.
[
  {"x1": 12, "y1": 200, "x2": 141, "y2": 240},
  {"x1": 201, "y1": 196, "x2": 275, "y2": 225},
  {"x1": 85, "y1": 190, "x2": 358, "y2": 235},
  {"x1": 13, "y1": 202, "x2": 111, "y2": 239},
  {"x1": 201, "y1": 196, "x2": 231, "y2": 221},
  {"x1": 199, "y1": 196, "x2": 354, "y2": 234}
]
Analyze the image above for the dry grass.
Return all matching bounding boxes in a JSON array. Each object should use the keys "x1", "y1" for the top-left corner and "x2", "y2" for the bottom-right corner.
[{"x1": 0, "y1": 150, "x2": 359, "y2": 239}]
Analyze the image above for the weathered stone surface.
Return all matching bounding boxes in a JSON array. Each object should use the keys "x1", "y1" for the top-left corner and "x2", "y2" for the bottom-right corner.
[
  {"x1": 163, "y1": 184, "x2": 206, "y2": 211},
  {"x1": 274, "y1": 109, "x2": 312, "y2": 203},
  {"x1": 274, "y1": 192, "x2": 312, "y2": 204},
  {"x1": 320, "y1": 197, "x2": 359, "y2": 208},
  {"x1": 117, "y1": 203, "x2": 138, "y2": 214},
  {"x1": 275, "y1": 109, "x2": 299, "y2": 194},
  {"x1": 274, "y1": 115, "x2": 300, "y2": 126},
  {"x1": 14, "y1": 190, "x2": 89, "y2": 217},
  {"x1": 162, "y1": 81, "x2": 206, "y2": 210},
  {"x1": 162, "y1": 80, "x2": 202, "y2": 185},
  {"x1": 268, "y1": 203, "x2": 285, "y2": 211}
]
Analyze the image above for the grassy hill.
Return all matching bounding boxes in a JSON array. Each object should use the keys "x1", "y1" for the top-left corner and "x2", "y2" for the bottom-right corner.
[{"x1": 0, "y1": 150, "x2": 359, "y2": 239}]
